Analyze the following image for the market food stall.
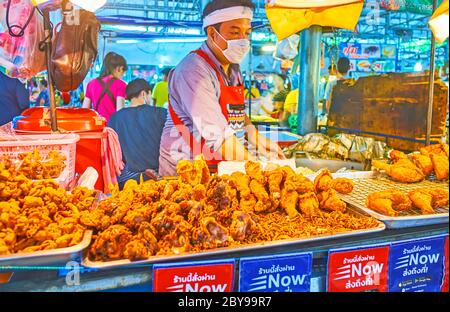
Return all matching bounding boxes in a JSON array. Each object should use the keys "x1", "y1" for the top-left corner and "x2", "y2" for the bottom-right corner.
[{"x1": 0, "y1": 0, "x2": 448, "y2": 294}]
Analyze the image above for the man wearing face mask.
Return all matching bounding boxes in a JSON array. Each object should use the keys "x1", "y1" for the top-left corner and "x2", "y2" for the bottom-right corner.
[
  {"x1": 109, "y1": 79, "x2": 167, "y2": 187},
  {"x1": 159, "y1": 0, "x2": 285, "y2": 176}
]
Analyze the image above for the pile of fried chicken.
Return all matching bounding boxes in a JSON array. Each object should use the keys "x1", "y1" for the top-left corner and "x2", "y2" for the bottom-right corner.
[
  {"x1": 0, "y1": 150, "x2": 67, "y2": 180},
  {"x1": 85, "y1": 157, "x2": 379, "y2": 262},
  {"x1": 372, "y1": 144, "x2": 449, "y2": 183},
  {"x1": 0, "y1": 162, "x2": 97, "y2": 256}
]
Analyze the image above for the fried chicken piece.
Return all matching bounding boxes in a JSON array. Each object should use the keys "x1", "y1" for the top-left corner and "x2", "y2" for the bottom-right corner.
[
  {"x1": 240, "y1": 195, "x2": 257, "y2": 213},
  {"x1": 279, "y1": 166, "x2": 295, "y2": 177},
  {"x1": 207, "y1": 176, "x2": 238, "y2": 211},
  {"x1": 314, "y1": 169, "x2": 333, "y2": 192},
  {"x1": 420, "y1": 144, "x2": 448, "y2": 157},
  {"x1": 245, "y1": 161, "x2": 265, "y2": 184},
  {"x1": 372, "y1": 160, "x2": 425, "y2": 183},
  {"x1": 331, "y1": 178, "x2": 354, "y2": 194},
  {"x1": 280, "y1": 188, "x2": 299, "y2": 219},
  {"x1": 230, "y1": 211, "x2": 257, "y2": 241},
  {"x1": 430, "y1": 154, "x2": 449, "y2": 180},
  {"x1": 176, "y1": 155, "x2": 210, "y2": 186},
  {"x1": 124, "y1": 240, "x2": 154, "y2": 260},
  {"x1": 409, "y1": 190, "x2": 435, "y2": 215},
  {"x1": 427, "y1": 188, "x2": 449, "y2": 208},
  {"x1": 443, "y1": 144, "x2": 449, "y2": 158},
  {"x1": 265, "y1": 168, "x2": 284, "y2": 210},
  {"x1": 201, "y1": 217, "x2": 230, "y2": 245},
  {"x1": 89, "y1": 225, "x2": 133, "y2": 261},
  {"x1": 367, "y1": 190, "x2": 413, "y2": 216},
  {"x1": 231, "y1": 172, "x2": 252, "y2": 200},
  {"x1": 137, "y1": 222, "x2": 159, "y2": 248},
  {"x1": 366, "y1": 196, "x2": 398, "y2": 217},
  {"x1": 187, "y1": 200, "x2": 204, "y2": 224},
  {"x1": 390, "y1": 150, "x2": 408, "y2": 162},
  {"x1": 317, "y1": 189, "x2": 347, "y2": 213},
  {"x1": 0, "y1": 229, "x2": 15, "y2": 255},
  {"x1": 411, "y1": 154, "x2": 434, "y2": 176},
  {"x1": 409, "y1": 188, "x2": 449, "y2": 215},
  {"x1": 192, "y1": 184, "x2": 207, "y2": 201},
  {"x1": 298, "y1": 192, "x2": 321, "y2": 217},
  {"x1": 249, "y1": 179, "x2": 272, "y2": 213}
]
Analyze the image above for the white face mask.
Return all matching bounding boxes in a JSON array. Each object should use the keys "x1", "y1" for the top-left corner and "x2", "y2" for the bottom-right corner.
[{"x1": 213, "y1": 28, "x2": 250, "y2": 64}]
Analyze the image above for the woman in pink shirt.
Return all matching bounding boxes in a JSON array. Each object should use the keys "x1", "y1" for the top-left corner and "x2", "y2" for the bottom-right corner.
[{"x1": 83, "y1": 52, "x2": 128, "y2": 123}]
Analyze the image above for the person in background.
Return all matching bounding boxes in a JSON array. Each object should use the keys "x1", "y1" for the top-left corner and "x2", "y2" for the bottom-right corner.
[
  {"x1": 36, "y1": 79, "x2": 50, "y2": 107},
  {"x1": 261, "y1": 89, "x2": 288, "y2": 120},
  {"x1": 83, "y1": 52, "x2": 128, "y2": 123},
  {"x1": 152, "y1": 67, "x2": 172, "y2": 108},
  {"x1": 245, "y1": 80, "x2": 261, "y2": 100},
  {"x1": 324, "y1": 57, "x2": 351, "y2": 113},
  {"x1": 109, "y1": 79, "x2": 167, "y2": 188},
  {"x1": 0, "y1": 71, "x2": 30, "y2": 126}
]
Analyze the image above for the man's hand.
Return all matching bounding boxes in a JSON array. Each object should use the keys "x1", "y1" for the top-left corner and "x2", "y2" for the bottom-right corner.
[{"x1": 257, "y1": 137, "x2": 286, "y2": 160}]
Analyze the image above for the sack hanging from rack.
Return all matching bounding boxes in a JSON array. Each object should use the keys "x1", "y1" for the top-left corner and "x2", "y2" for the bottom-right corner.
[
  {"x1": 266, "y1": 0, "x2": 364, "y2": 40},
  {"x1": 50, "y1": 8, "x2": 100, "y2": 92}
]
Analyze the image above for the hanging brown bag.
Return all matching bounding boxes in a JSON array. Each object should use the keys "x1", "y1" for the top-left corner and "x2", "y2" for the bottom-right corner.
[{"x1": 50, "y1": 8, "x2": 100, "y2": 92}]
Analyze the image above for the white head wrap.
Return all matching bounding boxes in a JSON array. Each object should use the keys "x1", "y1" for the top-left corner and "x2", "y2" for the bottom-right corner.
[{"x1": 203, "y1": 6, "x2": 254, "y2": 29}]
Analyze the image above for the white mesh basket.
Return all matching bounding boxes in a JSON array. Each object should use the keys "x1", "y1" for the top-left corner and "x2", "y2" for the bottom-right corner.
[{"x1": 0, "y1": 134, "x2": 80, "y2": 188}]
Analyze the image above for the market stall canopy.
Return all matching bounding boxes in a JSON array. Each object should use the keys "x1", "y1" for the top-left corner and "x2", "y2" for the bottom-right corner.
[
  {"x1": 429, "y1": 0, "x2": 449, "y2": 44},
  {"x1": 265, "y1": 0, "x2": 364, "y2": 40}
]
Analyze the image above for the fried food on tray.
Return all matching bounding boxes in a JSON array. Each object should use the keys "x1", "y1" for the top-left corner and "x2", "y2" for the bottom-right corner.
[
  {"x1": 176, "y1": 155, "x2": 210, "y2": 186},
  {"x1": 250, "y1": 179, "x2": 272, "y2": 213},
  {"x1": 409, "y1": 190, "x2": 435, "y2": 215},
  {"x1": 372, "y1": 159, "x2": 425, "y2": 183},
  {"x1": 85, "y1": 158, "x2": 380, "y2": 262},
  {"x1": 367, "y1": 189, "x2": 413, "y2": 216},
  {"x1": 245, "y1": 161, "x2": 265, "y2": 184},
  {"x1": 420, "y1": 144, "x2": 448, "y2": 157},
  {"x1": 430, "y1": 154, "x2": 449, "y2": 181},
  {"x1": 0, "y1": 160, "x2": 95, "y2": 256},
  {"x1": 411, "y1": 154, "x2": 434, "y2": 176},
  {"x1": 408, "y1": 188, "x2": 449, "y2": 215},
  {"x1": 230, "y1": 211, "x2": 257, "y2": 242},
  {"x1": 331, "y1": 178, "x2": 355, "y2": 194},
  {"x1": 314, "y1": 169, "x2": 333, "y2": 193},
  {"x1": 317, "y1": 189, "x2": 347, "y2": 213},
  {"x1": 298, "y1": 192, "x2": 321, "y2": 217},
  {"x1": 390, "y1": 150, "x2": 409, "y2": 162},
  {"x1": 265, "y1": 168, "x2": 284, "y2": 210}
]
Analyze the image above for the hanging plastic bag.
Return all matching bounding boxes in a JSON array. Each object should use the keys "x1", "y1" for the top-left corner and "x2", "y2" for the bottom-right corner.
[
  {"x1": 274, "y1": 34, "x2": 300, "y2": 61},
  {"x1": 0, "y1": 0, "x2": 46, "y2": 78}
]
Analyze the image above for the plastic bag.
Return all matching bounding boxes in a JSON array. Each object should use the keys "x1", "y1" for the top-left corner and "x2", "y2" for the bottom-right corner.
[
  {"x1": 0, "y1": 0, "x2": 46, "y2": 79},
  {"x1": 274, "y1": 34, "x2": 300, "y2": 61}
]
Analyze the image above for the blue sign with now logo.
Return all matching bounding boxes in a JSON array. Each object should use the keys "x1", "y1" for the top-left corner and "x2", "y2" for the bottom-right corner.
[
  {"x1": 389, "y1": 235, "x2": 446, "y2": 292},
  {"x1": 239, "y1": 252, "x2": 312, "y2": 292}
]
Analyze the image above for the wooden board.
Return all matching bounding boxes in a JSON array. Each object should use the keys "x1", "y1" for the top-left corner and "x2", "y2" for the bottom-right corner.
[{"x1": 327, "y1": 72, "x2": 448, "y2": 151}]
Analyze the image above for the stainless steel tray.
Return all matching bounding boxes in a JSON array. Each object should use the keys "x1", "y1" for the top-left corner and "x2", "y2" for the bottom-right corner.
[
  {"x1": 336, "y1": 171, "x2": 449, "y2": 229},
  {"x1": 0, "y1": 230, "x2": 92, "y2": 267},
  {"x1": 82, "y1": 208, "x2": 385, "y2": 269}
]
